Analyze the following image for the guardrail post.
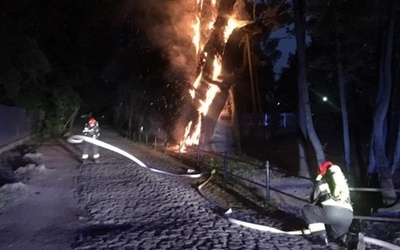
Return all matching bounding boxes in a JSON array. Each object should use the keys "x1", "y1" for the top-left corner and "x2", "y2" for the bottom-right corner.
[
  {"x1": 154, "y1": 137, "x2": 157, "y2": 150},
  {"x1": 223, "y1": 151, "x2": 228, "y2": 180},
  {"x1": 178, "y1": 141, "x2": 183, "y2": 159},
  {"x1": 199, "y1": 132, "x2": 205, "y2": 166},
  {"x1": 197, "y1": 133, "x2": 201, "y2": 166},
  {"x1": 145, "y1": 133, "x2": 148, "y2": 145},
  {"x1": 164, "y1": 139, "x2": 168, "y2": 153},
  {"x1": 196, "y1": 144, "x2": 200, "y2": 166},
  {"x1": 265, "y1": 161, "x2": 270, "y2": 201}
]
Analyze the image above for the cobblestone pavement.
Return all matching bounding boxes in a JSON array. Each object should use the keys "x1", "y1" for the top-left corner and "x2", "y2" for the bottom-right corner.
[{"x1": 71, "y1": 130, "x2": 345, "y2": 250}]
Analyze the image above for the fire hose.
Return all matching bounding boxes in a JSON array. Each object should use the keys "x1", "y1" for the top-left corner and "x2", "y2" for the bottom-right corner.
[
  {"x1": 67, "y1": 135, "x2": 202, "y2": 178},
  {"x1": 67, "y1": 135, "x2": 400, "y2": 249}
]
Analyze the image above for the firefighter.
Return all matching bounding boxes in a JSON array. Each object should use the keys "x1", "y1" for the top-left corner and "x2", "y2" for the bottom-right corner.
[
  {"x1": 302, "y1": 161, "x2": 365, "y2": 250},
  {"x1": 81, "y1": 117, "x2": 100, "y2": 163}
]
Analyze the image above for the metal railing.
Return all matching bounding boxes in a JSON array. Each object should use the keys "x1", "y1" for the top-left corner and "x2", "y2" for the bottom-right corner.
[{"x1": 121, "y1": 129, "x2": 400, "y2": 223}]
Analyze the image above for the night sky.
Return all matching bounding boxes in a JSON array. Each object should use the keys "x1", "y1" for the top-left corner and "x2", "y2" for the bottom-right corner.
[
  {"x1": 1, "y1": 0, "x2": 283, "y2": 127},
  {"x1": 1, "y1": 1, "x2": 179, "y2": 117},
  {"x1": 1, "y1": 1, "x2": 397, "y2": 140}
]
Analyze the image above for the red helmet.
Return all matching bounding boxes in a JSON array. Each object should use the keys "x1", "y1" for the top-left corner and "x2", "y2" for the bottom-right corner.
[
  {"x1": 318, "y1": 161, "x2": 333, "y2": 176},
  {"x1": 88, "y1": 118, "x2": 96, "y2": 126}
]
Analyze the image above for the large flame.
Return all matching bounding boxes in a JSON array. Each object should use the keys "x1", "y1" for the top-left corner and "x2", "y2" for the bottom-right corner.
[
  {"x1": 224, "y1": 18, "x2": 248, "y2": 42},
  {"x1": 192, "y1": 16, "x2": 201, "y2": 55},
  {"x1": 181, "y1": 1, "x2": 245, "y2": 152}
]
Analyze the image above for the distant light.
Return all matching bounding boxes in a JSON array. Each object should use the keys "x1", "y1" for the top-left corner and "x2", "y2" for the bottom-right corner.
[
  {"x1": 277, "y1": 102, "x2": 280, "y2": 106},
  {"x1": 322, "y1": 96, "x2": 328, "y2": 102}
]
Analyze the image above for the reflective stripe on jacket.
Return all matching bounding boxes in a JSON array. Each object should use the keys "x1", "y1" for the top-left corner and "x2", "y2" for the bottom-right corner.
[{"x1": 312, "y1": 178, "x2": 353, "y2": 212}]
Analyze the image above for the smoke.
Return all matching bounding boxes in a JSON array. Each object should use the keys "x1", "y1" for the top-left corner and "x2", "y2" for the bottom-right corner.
[{"x1": 126, "y1": 0, "x2": 198, "y2": 81}]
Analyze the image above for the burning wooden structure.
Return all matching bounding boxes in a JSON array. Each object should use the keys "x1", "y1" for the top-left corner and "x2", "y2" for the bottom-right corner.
[{"x1": 171, "y1": 0, "x2": 286, "y2": 153}]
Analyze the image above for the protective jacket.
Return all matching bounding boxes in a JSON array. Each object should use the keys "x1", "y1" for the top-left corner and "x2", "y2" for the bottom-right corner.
[
  {"x1": 311, "y1": 165, "x2": 353, "y2": 211},
  {"x1": 82, "y1": 121, "x2": 100, "y2": 138}
]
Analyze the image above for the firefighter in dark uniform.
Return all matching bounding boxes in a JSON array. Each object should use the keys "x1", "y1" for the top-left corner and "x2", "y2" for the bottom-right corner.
[
  {"x1": 81, "y1": 117, "x2": 100, "y2": 163},
  {"x1": 302, "y1": 161, "x2": 365, "y2": 250}
]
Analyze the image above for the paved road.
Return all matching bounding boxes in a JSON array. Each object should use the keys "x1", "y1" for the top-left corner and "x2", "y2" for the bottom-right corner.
[{"x1": 70, "y1": 130, "x2": 341, "y2": 250}]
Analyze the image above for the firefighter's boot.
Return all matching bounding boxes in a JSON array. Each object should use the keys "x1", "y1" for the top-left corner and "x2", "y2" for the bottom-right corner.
[
  {"x1": 337, "y1": 232, "x2": 365, "y2": 250},
  {"x1": 93, "y1": 154, "x2": 100, "y2": 163},
  {"x1": 357, "y1": 232, "x2": 365, "y2": 250},
  {"x1": 81, "y1": 154, "x2": 89, "y2": 164},
  {"x1": 308, "y1": 223, "x2": 329, "y2": 246}
]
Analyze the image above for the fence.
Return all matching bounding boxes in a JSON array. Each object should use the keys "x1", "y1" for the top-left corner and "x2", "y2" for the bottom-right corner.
[
  {"x1": 0, "y1": 105, "x2": 36, "y2": 148},
  {"x1": 122, "y1": 129, "x2": 400, "y2": 223},
  {"x1": 242, "y1": 113, "x2": 297, "y2": 128}
]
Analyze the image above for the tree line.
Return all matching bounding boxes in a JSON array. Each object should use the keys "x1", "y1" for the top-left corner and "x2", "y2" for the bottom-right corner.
[{"x1": 1, "y1": 0, "x2": 399, "y2": 207}]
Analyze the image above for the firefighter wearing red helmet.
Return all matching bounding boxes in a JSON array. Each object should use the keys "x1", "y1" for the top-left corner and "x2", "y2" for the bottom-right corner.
[
  {"x1": 301, "y1": 161, "x2": 365, "y2": 249},
  {"x1": 81, "y1": 117, "x2": 100, "y2": 163}
]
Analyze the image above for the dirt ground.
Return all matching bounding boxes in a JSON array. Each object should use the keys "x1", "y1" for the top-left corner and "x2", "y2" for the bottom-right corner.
[{"x1": 0, "y1": 139, "x2": 85, "y2": 250}]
